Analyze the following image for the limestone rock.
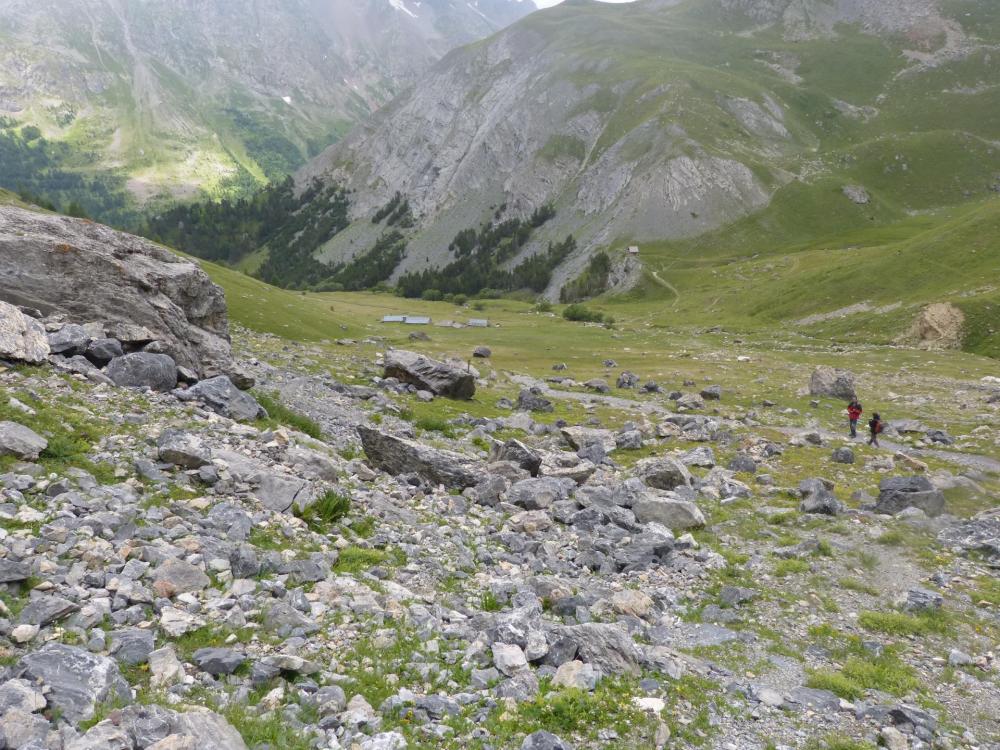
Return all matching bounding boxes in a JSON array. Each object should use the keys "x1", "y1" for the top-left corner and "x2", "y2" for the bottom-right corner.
[
  {"x1": 15, "y1": 643, "x2": 131, "y2": 722},
  {"x1": 875, "y1": 476, "x2": 945, "y2": 517},
  {"x1": 107, "y1": 352, "x2": 178, "y2": 391},
  {"x1": 0, "y1": 421, "x2": 47, "y2": 460},
  {"x1": 358, "y1": 426, "x2": 478, "y2": 489},
  {"x1": 0, "y1": 206, "x2": 231, "y2": 376},
  {"x1": 173, "y1": 376, "x2": 265, "y2": 421},
  {"x1": 809, "y1": 366, "x2": 856, "y2": 400},
  {"x1": 0, "y1": 300, "x2": 49, "y2": 363},
  {"x1": 383, "y1": 349, "x2": 475, "y2": 399}
]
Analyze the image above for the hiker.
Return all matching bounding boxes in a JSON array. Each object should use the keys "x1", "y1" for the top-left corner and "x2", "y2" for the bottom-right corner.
[
  {"x1": 847, "y1": 398, "x2": 863, "y2": 438},
  {"x1": 868, "y1": 412, "x2": 884, "y2": 447}
]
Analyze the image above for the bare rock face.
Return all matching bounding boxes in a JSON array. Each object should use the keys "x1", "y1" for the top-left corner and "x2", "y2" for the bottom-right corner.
[
  {"x1": 0, "y1": 206, "x2": 231, "y2": 377},
  {"x1": 898, "y1": 303, "x2": 965, "y2": 350},
  {"x1": 383, "y1": 349, "x2": 475, "y2": 399}
]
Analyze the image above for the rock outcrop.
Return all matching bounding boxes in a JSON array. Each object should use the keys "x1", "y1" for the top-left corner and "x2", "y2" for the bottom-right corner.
[{"x1": 0, "y1": 205, "x2": 231, "y2": 377}]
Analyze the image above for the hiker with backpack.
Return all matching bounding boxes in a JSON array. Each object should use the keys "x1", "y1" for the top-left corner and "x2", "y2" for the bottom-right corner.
[
  {"x1": 847, "y1": 398, "x2": 863, "y2": 438},
  {"x1": 868, "y1": 412, "x2": 884, "y2": 447}
]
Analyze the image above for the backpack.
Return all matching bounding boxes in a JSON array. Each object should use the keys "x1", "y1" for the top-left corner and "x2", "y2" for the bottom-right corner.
[{"x1": 877, "y1": 421, "x2": 885, "y2": 433}]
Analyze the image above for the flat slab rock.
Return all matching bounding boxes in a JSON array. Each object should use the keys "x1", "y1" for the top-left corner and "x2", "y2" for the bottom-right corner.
[
  {"x1": 15, "y1": 643, "x2": 131, "y2": 722},
  {"x1": 383, "y1": 349, "x2": 475, "y2": 399},
  {"x1": 358, "y1": 426, "x2": 479, "y2": 489}
]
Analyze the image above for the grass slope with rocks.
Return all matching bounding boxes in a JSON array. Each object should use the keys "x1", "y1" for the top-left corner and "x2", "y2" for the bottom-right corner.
[{"x1": 2, "y1": 246, "x2": 997, "y2": 750}]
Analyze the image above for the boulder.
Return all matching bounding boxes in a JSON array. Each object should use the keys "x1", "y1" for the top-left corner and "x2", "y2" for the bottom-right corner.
[
  {"x1": 0, "y1": 300, "x2": 49, "y2": 363},
  {"x1": 46, "y1": 323, "x2": 90, "y2": 355},
  {"x1": 107, "y1": 352, "x2": 178, "y2": 391},
  {"x1": 15, "y1": 644, "x2": 131, "y2": 722},
  {"x1": 492, "y1": 439, "x2": 542, "y2": 477},
  {"x1": 157, "y1": 430, "x2": 212, "y2": 469},
  {"x1": 358, "y1": 427, "x2": 478, "y2": 489},
  {"x1": 0, "y1": 421, "x2": 47, "y2": 460},
  {"x1": 171, "y1": 708, "x2": 249, "y2": 750},
  {"x1": 84, "y1": 337, "x2": 124, "y2": 366},
  {"x1": 632, "y1": 492, "x2": 706, "y2": 530},
  {"x1": 875, "y1": 476, "x2": 945, "y2": 517},
  {"x1": 473, "y1": 346, "x2": 492, "y2": 358},
  {"x1": 517, "y1": 388, "x2": 553, "y2": 413},
  {"x1": 0, "y1": 206, "x2": 231, "y2": 376},
  {"x1": 193, "y1": 648, "x2": 246, "y2": 676},
  {"x1": 809, "y1": 366, "x2": 857, "y2": 400},
  {"x1": 799, "y1": 478, "x2": 843, "y2": 515},
  {"x1": 254, "y1": 473, "x2": 311, "y2": 513},
  {"x1": 173, "y1": 376, "x2": 266, "y2": 421},
  {"x1": 555, "y1": 623, "x2": 641, "y2": 676},
  {"x1": 700, "y1": 385, "x2": 722, "y2": 400},
  {"x1": 635, "y1": 457, "x2": 693, "y2": 491},
  {"x1": 383, "y1": 349, "x2": 475, "y2": 399}
]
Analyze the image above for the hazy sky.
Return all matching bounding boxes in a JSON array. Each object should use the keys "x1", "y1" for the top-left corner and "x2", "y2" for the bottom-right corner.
[{"x1": 534, "y1": 0, "x2": 636, "y2": 7}]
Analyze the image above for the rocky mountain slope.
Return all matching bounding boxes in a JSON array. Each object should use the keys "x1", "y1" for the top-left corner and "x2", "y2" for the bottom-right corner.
[
  {"x1": 0, "y1": 0, "x2": 536, "y2": 210},
  {"x1": 0, "y1": 199, "x2": 999, "y2": 750},
  {"x1": 295, "y1": 0, "x2": 999, "y2": 297}
]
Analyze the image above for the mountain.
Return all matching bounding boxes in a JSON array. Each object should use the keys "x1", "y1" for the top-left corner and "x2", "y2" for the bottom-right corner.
[
  {"x1": 0, "y1": 0, "x2": 537, "y2": 216},
  {"x1": 291, "y1": 0, "x2": 999, "y2": 298}
]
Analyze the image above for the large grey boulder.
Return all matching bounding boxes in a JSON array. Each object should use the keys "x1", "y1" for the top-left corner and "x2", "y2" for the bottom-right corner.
[
  {"x1": 809, "y1": 366, "x2": 857, "y2": 400},
  {"x1": 358, "y1": 426, "x2": 478, "y2": 489},
  {"x1": 157, "y1": 430, "x2": 212, "y2": 469},
  {"x1": 171, "y1": 708, "x2": 249, "y2": 749},
  {"x1": 875, "y1": 476, "x2": 945, "y2": 517},
  {"x1": 15, "y1": 643, "x2": 131, "y2": 722},
  {"x1": 173, "y1": 376, "x2": 265, "y2": 421},
  {"x1": 46, "y1": 323, "x2": 90, "y2": 355},
  {"x1": 632, "y1": 491, "x2": 706, "y2": 529},
  {"x1": 0, "y1": 205, "x2": 231, "y2": 377},
  {"x1": 555, "y1": 623, "x2": 641, "y2": 676},
  {"x1": 492, "y1": 439, "x2": 542, "y2": 476},
  {"x1": 635, "y1": 456, "x2": 693, "y2": 491},
  {"x1": 383, "y1": 349, "x2": 475, "y2": 399},
  {"x1": 107, "y1": 352, "x2": 178, "y2": 391},
  {"x1": 0, "y1": 300, "x2": 48, "y2": 364},
  {"x1": 799, "y1": 478, "x2": 844, "y2": 515},
  {"x1": 84, "y1": 338, "x2": 124, "y2": 367},
  {"x1": 0, "y1": 421, "x2": 47, "y2": 460}
]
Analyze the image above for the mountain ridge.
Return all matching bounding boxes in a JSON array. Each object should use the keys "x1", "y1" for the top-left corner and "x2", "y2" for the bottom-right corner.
[{"x1": 0, "y1": 0, "x2": 537, "y2": 213}]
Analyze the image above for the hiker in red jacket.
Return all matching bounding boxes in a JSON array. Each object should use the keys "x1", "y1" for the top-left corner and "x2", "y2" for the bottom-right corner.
[{"x1": 847, "y1": 399, "x2": 863, "y2": 438}]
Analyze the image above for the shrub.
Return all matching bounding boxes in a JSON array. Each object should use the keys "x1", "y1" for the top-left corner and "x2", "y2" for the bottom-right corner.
[
  {"x1": 421, "y1": 288, "x2": 444, "y2": 301},
  {"x1": 562, "y1": 303, "x2": 607, "y2": 323},
  {"x1": 295, "y1": 491, "x2": 351, "y2": 533}
]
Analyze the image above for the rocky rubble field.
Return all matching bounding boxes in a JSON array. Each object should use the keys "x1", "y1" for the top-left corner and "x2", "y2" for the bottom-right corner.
[{"x1": 0, "y1": 305, "x2": 998, "y2": 750}]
